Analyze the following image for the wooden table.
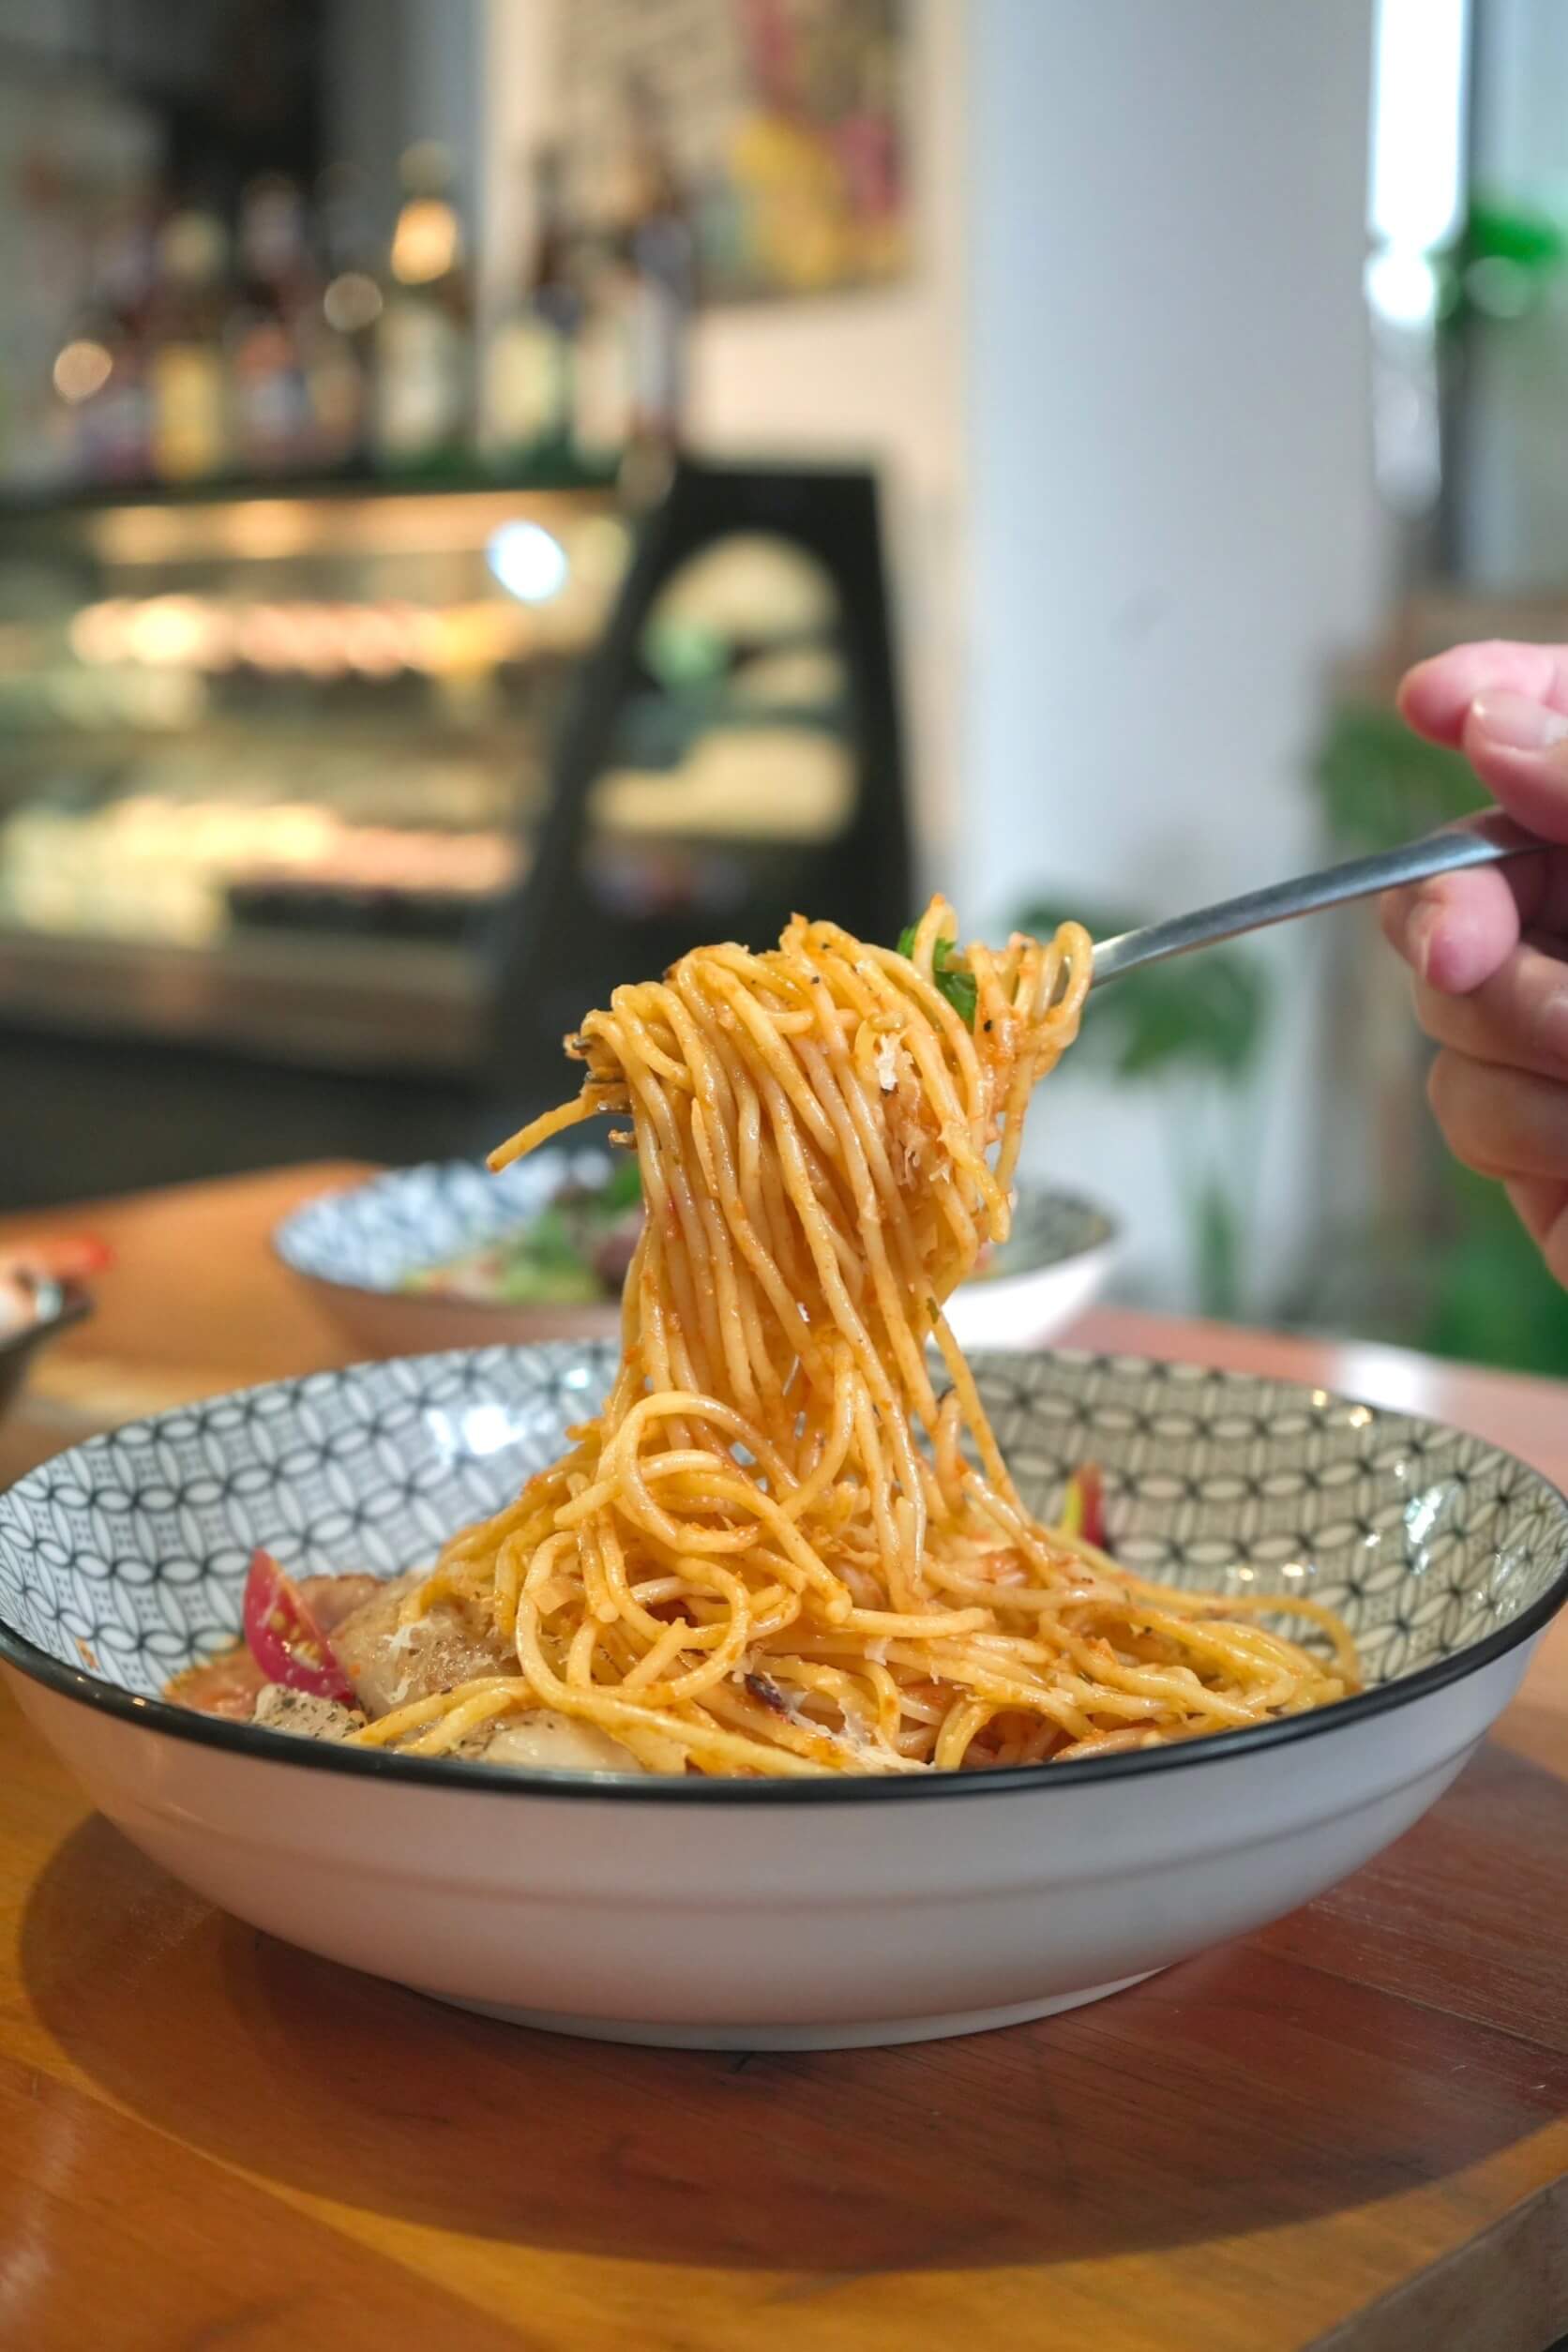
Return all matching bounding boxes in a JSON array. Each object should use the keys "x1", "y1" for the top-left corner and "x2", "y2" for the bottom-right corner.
[{"x1": 2, "y1": 1167, "x2": 1566, "y2": 2352}]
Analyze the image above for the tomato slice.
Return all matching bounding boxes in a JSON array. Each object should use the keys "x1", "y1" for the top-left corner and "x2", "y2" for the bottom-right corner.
[
  {"x1": 241, "y1": 1547, "x2": 356, "y2": 1703},
  {"x1": 1059, "y1": 1464, "x2": 1108, "y2": 1553}
]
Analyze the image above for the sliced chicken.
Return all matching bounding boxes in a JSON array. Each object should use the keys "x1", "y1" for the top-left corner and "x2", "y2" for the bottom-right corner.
[
  {"x1": 323, "y1": 1577, "x2": 644, "y2": 1768},
  {"x1": 252, "y1": 1684, "x2": 367, "y2": 1742},
  {"x1": 299, "y1": 1573, "x2": 384, "y2": 1634},
  {"x1": 456, "y1": 1710, "x2": 644, "y2": 1774},
  {"x1": 172, "y1": 1566, "x2": 644, "y2": 1774},
  {"x1": 330, "y1": 1571, "x2": 518, "y2": 1718}
]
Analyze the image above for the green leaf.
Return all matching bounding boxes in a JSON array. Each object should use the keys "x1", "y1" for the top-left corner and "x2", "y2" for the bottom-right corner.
[
  {"x1": 1465, "y1": 195, "x2": 1563, "y2": 271},
  {"x1": 930, "y1": 940, "x2": 978, "y2": 1027},
  {"x1": 894, "y1": 926, "x2": 977, "y2": 1027},
  {"x1": 1424, "y1": 1165, "x2": 1568, "y2": 1374},
  {"x1": 1310, "y1": 702, "x2": 1483, "y2": 852}
]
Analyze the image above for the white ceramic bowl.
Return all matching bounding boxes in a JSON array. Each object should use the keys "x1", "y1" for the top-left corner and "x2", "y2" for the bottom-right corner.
[
  {"x1": 2, "y1": 1342, "x2": 1564, "y2": 2050},
  {"x1": 273, "y1": 1153, "x2": 1121, "y2": 1357}
]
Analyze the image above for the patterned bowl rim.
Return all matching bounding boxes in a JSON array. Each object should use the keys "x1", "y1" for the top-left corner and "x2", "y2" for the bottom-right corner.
[
  {"x1": 2, "y1": 1345, "x2": 1565, "y2": 1808},
  {"x1": 271, "y1": 1157, "x2": 1123, "y2": 1305}
]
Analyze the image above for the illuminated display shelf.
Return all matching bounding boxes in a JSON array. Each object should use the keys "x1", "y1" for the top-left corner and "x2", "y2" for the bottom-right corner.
[
  {"x1": 0, "y1": 461, "x2": 911, "y2": 1199},
  {"x1": 0, "y1": 460, "x2": 619, "y2": 527},
  {"x1": 2, "y1": 478, "x2": 617, "y2": 562},
  {"x1": 0, "y1": 472, "x2": 625, "y2": 1060}
]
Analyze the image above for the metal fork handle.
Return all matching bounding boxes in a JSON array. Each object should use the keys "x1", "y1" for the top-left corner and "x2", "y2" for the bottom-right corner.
[{"x1": 1089, "y1": 815, "x2": 1542, "y2": 988}]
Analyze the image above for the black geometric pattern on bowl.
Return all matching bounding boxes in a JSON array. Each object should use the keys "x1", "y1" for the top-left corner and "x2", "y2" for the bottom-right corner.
[
  {"x1": 1, "y1": 1345, "x2": 1563, "y2": 1716},
  {"x1": 272, "y1": 1155, "x2": 1118, "y2": 1300},
  {"x1": 274, "y1": 1151, "x2": 613, "y2": 1294}
]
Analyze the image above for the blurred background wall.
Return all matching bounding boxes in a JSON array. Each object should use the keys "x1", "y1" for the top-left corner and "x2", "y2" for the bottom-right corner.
[{"x1": 963, "y1": 0, "x2": 1385, "y2": 1309}]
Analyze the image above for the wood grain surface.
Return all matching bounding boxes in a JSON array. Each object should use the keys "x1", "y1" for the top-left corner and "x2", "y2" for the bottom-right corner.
[{"x1": 1, "y1": 1166, "x2": 1566, "y2": 2352}]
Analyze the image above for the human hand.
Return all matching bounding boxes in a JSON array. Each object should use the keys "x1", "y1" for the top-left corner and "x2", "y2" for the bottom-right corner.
[
  {"x1": 0, "y1": 1235, "x2": 111, "y2": 1339},
  {"x1": 1380, "y1": 641, "x2": 1568, "y2": 1284}
]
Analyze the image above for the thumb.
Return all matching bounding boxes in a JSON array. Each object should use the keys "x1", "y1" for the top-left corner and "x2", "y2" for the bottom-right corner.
[{"x1": 1464, "y1": 691, "x2": 1568, "y2": 842}]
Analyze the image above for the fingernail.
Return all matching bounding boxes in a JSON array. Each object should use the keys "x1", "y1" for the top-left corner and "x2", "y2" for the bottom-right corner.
[
  {"x1": 1406, "y1": 900, "x2": 1440, "y2": 980},
  {"x1": 1540, "y1": 988, "x2": 1568, "y2": 1065},
  {"x1": 1470, "y1": 689, "x2": 1568, "y2": 751}
]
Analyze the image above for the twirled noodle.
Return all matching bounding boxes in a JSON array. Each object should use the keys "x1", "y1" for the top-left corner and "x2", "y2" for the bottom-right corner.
[{"x1": 354, "y1": 901, "x2": 1357, "y2": 1775}]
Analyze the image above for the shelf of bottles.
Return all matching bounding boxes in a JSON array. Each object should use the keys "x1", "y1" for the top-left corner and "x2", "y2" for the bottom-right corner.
[
  {"x1": 0, "y1": 124, "x2": 896, "y2": 1084},
  {"x1": 3, "y1": 127, "x2": 690, "y2": 505},
  {"x1": 0, "y1": 113, "x2": 728, "y2": 1071}
]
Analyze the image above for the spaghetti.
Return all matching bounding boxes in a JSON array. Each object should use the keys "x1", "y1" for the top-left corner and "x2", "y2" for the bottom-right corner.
[{"x1": 354, "y1": 901, "x2": 1357, "y2": 1776}]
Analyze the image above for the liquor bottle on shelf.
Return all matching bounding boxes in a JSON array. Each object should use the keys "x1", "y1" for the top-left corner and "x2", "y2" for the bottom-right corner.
[
  {"x1": 147, "y1": 207, "x2": 233, "y2": 483},
  {"x1": 89, "y1": 195, "x2": 158, "y2": 483},
  {"x1": 372, "y1": 142, "x2": 474, "y2": 474},
  {"x1": 309, "y1": 162, "x2": 381, "y2": 471},
  {"x1": 483, "y1": 146, "x2": 580, "y2": 474},
  {"x1": 55, "y1": 197, "x2": 156, "y2": 485},
  {"x1": 572, "y1": 81, "x2": 695, "y2": 493},
  {"x1": 5, "y1": 142, "x2": 91, "y2": 494},
  {"x1": 623, "y1": 83, "x2": 696, "y2": 461},
  {"x1": 572, "y1": 229, "x2": 637, "y2": 474},
  {"x1": 228, "y1": 175, "x2": 315, "y2": 474}
]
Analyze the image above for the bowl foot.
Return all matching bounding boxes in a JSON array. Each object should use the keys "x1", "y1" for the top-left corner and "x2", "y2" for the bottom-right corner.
[{"x1": 413, "y1": 1968, "x2": 1159, "y2": 2049}]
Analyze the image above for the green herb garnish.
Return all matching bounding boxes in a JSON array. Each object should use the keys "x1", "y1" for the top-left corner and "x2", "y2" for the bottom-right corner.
[{"x1": 897, "y1": 924, "x2": 977, "y2": 1027}]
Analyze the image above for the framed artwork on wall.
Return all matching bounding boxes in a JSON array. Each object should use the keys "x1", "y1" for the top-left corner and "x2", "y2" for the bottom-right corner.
[{"x1": 559, "y1": 0, "x2": 908, "y2": 302}]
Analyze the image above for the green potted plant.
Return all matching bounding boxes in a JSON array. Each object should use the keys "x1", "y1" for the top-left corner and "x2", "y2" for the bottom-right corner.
[{"x1": 1013, "y1": 896, "x2": 1269, "y2": 1319}]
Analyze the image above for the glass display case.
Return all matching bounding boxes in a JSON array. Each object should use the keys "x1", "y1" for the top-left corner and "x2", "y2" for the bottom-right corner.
[
  {"x1": 0, "y1": 479, "x2": 627, "y2": 1077},
  {"x1": 0, "y1": 460, "x2": 912, "y2": 1206}
]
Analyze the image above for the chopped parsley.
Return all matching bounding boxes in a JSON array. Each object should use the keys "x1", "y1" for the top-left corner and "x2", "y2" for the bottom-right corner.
[{"x1": 897, "y1": 925, "x2": 978, "y2": 1028}]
